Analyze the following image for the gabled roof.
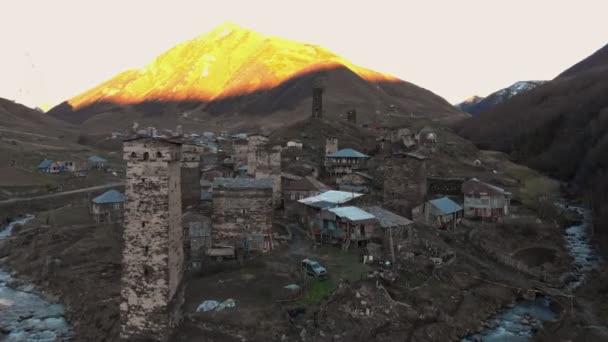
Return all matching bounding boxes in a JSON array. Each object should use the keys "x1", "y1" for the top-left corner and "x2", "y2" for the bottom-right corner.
[
  {"x1": 429, "y1": 197, "x2": 463, "y2": 215},
  {"x1": 285, "y1": 176, "x2": 330, "y2": 192},
  {"x1": 298, "y1": 190, "x2": 363, "y2": 206},
  {"x1": 213, "y1": 177, "x2": 273, "y2": 190},
  {"x1": 362, "y1": 206, "x2": 413, "y2": 228},
  {"x1": 88, "y1": 155, "x2": 107, "y2": 163},
  {"x1": 462, "y1": 178, "x2": 512, "y2": 196},
  {"x1": 38, "y1": 159, "x2": 54, "y2": 169},
  {"x1": 328, "y1": 206, "x2": 375, "y2": 222},
  {"x1": 327, "y1": 148, "x2": 370, "y2": 158},
  {"x1": 92, "y1": 190, "x2": 126, "y2": 204}
]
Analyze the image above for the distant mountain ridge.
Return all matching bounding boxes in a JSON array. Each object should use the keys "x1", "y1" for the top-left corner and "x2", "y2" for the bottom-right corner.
[
  {"x1": 455, "y1": 81, "x2": 546, "y2": 115},
  {"x1": 557, "y1": 43, "x2": 608, "y2": 79},
  {"x1": 46, "y1": 22, "x2": 466, "y2": 132},
  {"x1": 456, "y1": 42, "x2": 608, "y2": 252}
]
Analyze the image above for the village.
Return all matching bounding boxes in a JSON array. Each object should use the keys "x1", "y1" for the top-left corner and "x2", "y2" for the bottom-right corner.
[
  {"x1": 0, "y1": 80, "x2": 597, "y2": 341},
  {"x1": 22, "y1": 85, "x2": 555, "y2": 342}
]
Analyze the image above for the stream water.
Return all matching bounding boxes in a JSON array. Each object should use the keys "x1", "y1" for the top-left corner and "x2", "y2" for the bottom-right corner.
[
  {"x1": 462, "y1": 205, "x2": 602, "y2": 342},
  {"x1": 0, "y1": 215, "x2": 72, "y2": 341}
]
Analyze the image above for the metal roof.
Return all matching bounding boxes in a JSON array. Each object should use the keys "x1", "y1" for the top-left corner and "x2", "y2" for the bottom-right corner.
[
  {"x1": 88, "y1": 155, "x2": 107, "y2": 163},
  {"x1": 38, "y1": 159, "x2": 54, "y2": 169},
  {"x1": 326, "y1": 148, "x2": 370, "y2": 158},
  {"x1": 298, "y1": 190, "x2": 363, "y2": 205},
  {"x1": 429, "y1": 197, "x2": 463, "y2": 215},
  {"x1": 328, "y1": 206, "x2": 375, "y2": 222},
  {"x1": 213, "y1": 177, "x2": 273, "y2": 189},
  {"x1": 92, "y1": 190, "x2": 126, "y2": 204},
  {"x1": 361, "y1": 206, "x2": 413, "y2": 228}
]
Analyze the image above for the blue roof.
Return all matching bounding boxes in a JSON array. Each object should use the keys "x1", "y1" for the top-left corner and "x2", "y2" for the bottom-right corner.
[
  {"x1": 430, "y1": 197, "x2": 463, "y2": 215},
  {"x1": 328, "y1": 206, "x2": 375, "y2": 221},
  {"x1": 92, "y1": 190, "x2": 126, "y2": 204},
  {"x1": 327, "y1": 148, "x2": 370, "y2": 158},
  {"x1": 38, "y1": 159, "x2": 54, "y2": 169},
  {"x1": 88, "y1": 155, "x2": 107, "y2": 162}
]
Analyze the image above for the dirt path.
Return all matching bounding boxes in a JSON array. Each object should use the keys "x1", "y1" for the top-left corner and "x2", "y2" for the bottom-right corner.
[{"x1": 0, "y1": 182, "x2": 124, "y2": 205}]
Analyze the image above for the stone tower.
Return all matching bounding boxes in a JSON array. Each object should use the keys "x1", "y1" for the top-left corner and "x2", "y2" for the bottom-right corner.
[
  {"x1": 312, "y1": 87, "x2": 323, "y2": 119},
  {"x1": 383, "y1": 152, "x2": 428, "y2": 219},
  {"x1": 325, "y1": 137, "x2": 339, "y2": 155},
  {"x1": 249, "y1": 145, "x2": 282, "y2": 207},
  {"x1": 120, "y1": 136, "x2": 185, "y2": 341}
]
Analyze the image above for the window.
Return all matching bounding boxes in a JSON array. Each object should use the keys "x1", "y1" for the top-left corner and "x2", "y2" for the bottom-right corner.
[
  {"x1": 241, "y1": 209, "x2": 248, "y2": 214},
  {"x1": 144, "y1": 245, "x2": 149, "y2": 255},
  {"x1": 130, "y1": 152, "x2": 137, "y2": 158},
  {"x1": 143, "y1": 152, "x2": 149, "y2": 161},
  {"x1": 245, "y1": 224, "x2": 250, "y2": 229},
  {"x1": 142, "y1": 221, "x2": 146, "y2": 228},
  {"x1": 156, "y1": 151, "x2": 162, "y2": 158}
]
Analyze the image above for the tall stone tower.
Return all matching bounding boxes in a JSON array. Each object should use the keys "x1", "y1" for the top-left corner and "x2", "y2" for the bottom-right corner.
[
  {"x1": 312, "y1": 87, "x2": 323, "y2": 119},
  {"x1": 120, "y1": 136, "x2": 185, "y2": 341},
  {"x1": 383, "y1": 152, "x2": 428, "y2": 219}
]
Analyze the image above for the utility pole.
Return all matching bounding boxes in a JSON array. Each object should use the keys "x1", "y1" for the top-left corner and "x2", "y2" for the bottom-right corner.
[{"x1": 388, "y1": 226, "x2": 395, "y2": 266}]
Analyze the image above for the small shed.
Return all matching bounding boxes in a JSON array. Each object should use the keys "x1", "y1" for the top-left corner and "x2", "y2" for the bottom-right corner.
[
  {"x1": 413, "y1": 196, "x2": 463, "y2": 229},
  {"x1": 321, "y1": 206, "x2": 377, "y2": 249}
]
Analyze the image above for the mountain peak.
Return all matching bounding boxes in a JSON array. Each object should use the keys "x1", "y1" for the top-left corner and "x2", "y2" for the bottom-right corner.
[{"x1": 65, "y1": 24, "x2": 401, "y2": 111}]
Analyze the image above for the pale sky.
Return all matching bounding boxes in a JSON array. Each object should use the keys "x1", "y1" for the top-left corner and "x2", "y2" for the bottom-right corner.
[{"x1": 1, "y1": 0, "x2": 606, "y2": 110}]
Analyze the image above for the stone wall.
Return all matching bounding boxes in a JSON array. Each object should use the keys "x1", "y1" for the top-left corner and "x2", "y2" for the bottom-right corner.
[
  {"x1": 120, "y1": 138, "x2": 184, "y2": 341},
  {"x1": 212, "y1": 187, "x2": 273, "y2": 251}
]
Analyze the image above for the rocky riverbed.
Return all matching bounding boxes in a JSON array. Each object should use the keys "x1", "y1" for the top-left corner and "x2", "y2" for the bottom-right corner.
[
  {"x1": 0, "y1": 215, "x2": 72, "y2": 341},
  {"x1": 464, "y1": 205, "x2": 602, "y2": 342}
]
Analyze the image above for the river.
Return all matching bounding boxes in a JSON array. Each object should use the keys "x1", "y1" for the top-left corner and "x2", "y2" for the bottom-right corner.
[
  {"x1": 0, "y1": 215, "x2": 72, "y2": 341},
  {"x1": 462, "y1": 205, "x2": 602, "y2": 342}
]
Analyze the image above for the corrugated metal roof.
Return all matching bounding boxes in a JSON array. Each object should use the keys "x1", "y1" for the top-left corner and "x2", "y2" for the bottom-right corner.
[
  {"x1": 327, "y1": 148, "x2": 370, "y2": 158},
  {"x1": 430, "y1": 197, "x2": 463, "y2": 215},
  {"x1": 328, "y1": 206, "x2": 375, "y2": 222},
  {"x1": 298, "y1": 190, "x2": 363, "y2": 205},
  {"x1": 92, "y1": 190, "x2": 126, "y2": 204},
  {"x1": 361, "y1": 206, "x2": 413, "y2": 228},
  {"x1": 213, "y1": 177, "x2": 273, "y2": 189},
  {"x1": 38, "y1": 159, "x2": 53, "y2": 169},
  {"x1": 88, "y1": 155, "x2": 107, "y2": 162}
]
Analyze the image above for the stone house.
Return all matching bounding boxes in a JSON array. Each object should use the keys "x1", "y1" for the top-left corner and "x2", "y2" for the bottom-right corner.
[
  {"x1": 413, "y1": 196, "x2": 463, "y2": 229},
  {"x1": 212, "y1": 177, "x2": 274, "y2": 253},
  {"x1": 324, "y1": 148, "x2": 370, "y2": 182},
  {"x1": 91, "y1": 189, "x2": 125, "y2": 224},
  {"x1": 120, "y1": 136, "x2": 185, "y2": 341},
  {"x1": 338, "y1": 171, "x2": 373, "y2": 193},
  {"x1": 383, "y1": 152, "x2": 428, "y2": 218},
  {"x1": 284, "y1": 176, "x2": 331, "y2": 201},
  {"x1": 462, "y1": 178, "x2": 512, "y2": 220}
]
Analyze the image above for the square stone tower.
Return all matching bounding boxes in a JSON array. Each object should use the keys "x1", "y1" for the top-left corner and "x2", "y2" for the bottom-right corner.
[
  {"x1": 383, "y1": 152, "x2": 428, "y2": 219},
  {"x1": 120, "y1": 136, "x2": 185, "y2": 341}
]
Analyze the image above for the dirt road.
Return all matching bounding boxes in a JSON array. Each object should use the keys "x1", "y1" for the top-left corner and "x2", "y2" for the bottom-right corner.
[{"x1": 0, "y1": 182, "x2": 124, "y2": 205}]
